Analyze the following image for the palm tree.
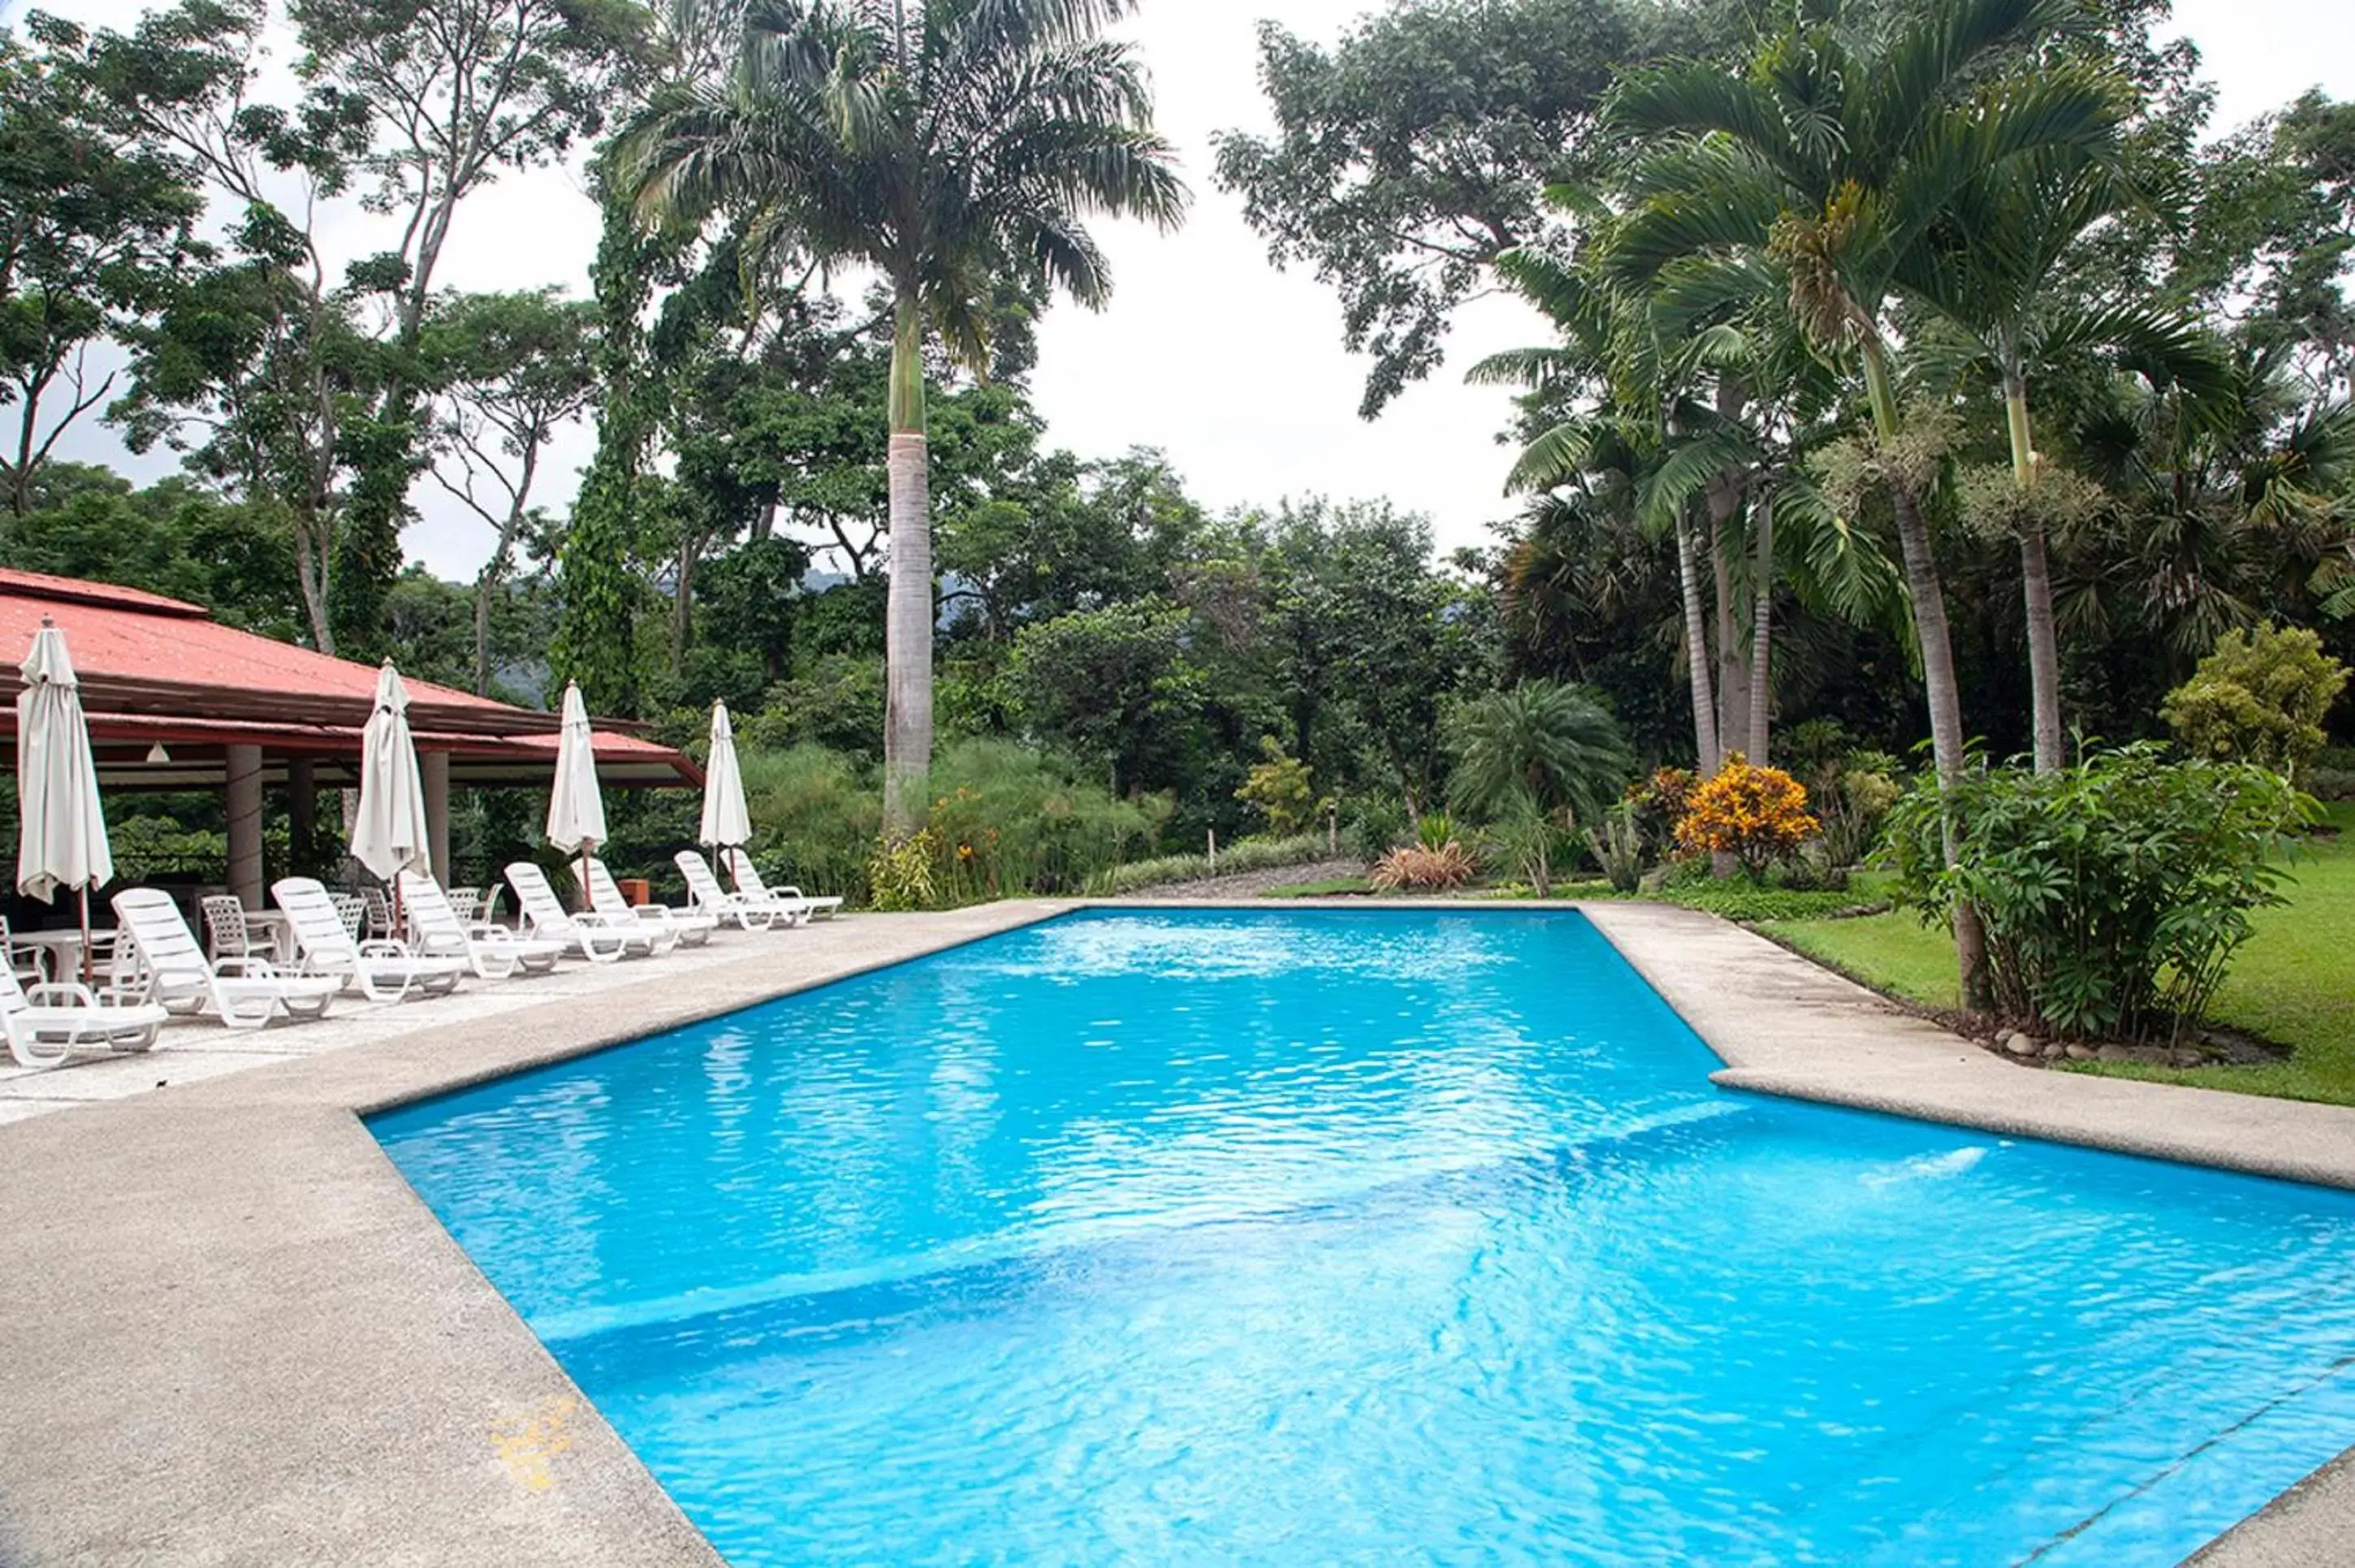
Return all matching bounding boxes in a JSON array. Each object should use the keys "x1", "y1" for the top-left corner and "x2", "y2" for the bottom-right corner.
[
  {"x1": 1605, "y1": 0, "x2": 2120, "y2": 1008},
  {"x1": 1903, "y1": 151, "x2": 2225, "y2": 771},
  {"x1": 623, "y1": 0, "x2": 1185, "y2": 830},
  {"x1": 1471, "y1": 246, "x2": 1757, "y2": 777},
  {"x1": 1446, "y1": 680, "x2": 1634, "y2": 829}
]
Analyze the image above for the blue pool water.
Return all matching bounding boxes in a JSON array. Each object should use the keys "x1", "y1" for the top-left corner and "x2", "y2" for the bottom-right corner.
[{"x1": 372, "y1": 909, "x2": 2355, "y2": 1565}]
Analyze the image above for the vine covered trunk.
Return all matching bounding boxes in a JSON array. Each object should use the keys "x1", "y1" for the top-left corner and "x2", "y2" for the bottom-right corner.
[
  {"x1": 1674, "y1": 509, "x2": 1721, "y2": 776},
  {"x1": 882, "y1": 292, "x2": 934, "y2": 835}
]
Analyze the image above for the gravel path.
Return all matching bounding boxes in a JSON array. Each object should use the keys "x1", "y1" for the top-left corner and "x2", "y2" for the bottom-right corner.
[{"x1": 1121, "y1": 857, "x2": 1368, "y2": 900}]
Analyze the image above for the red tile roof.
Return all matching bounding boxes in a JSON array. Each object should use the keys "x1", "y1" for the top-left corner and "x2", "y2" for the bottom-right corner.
[{"x1": 0, "y1": 569, "x2": 698, "y2": 786}]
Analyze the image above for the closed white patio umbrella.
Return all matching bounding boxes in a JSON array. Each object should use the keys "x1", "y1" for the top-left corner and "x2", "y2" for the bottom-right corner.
[
  {"x1": 16, "y1": 619, "x2": 114, "y2": 979},
  {"x1": 698, "y1": 701, "x2": 751, "y2": 875},
  {"x1": 349, "y1": 660, "x2": 432, "y2": 909},
  {"x1": 546, "y1": 680, "x2": 607, "y2": 905}
]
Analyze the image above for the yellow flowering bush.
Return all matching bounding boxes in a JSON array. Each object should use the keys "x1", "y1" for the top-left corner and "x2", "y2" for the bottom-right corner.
[{"x1": 1674, "y1": 753, "x2": 1818, "y2": 884}]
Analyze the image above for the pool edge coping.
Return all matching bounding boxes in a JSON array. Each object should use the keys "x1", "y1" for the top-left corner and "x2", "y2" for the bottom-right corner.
[{"x1": 1, "y1": 896, "x2": 2348, "y2": 1565}]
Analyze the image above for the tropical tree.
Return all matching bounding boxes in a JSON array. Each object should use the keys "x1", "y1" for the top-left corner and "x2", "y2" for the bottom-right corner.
[
  {"x1": 417, "y1": 289, "x2": 598, "y2": 694},
  {"x1": 1903, "y1": 150, "x2": 2224, "y2": 771},
  {"x1": 1605, "y1": 0, "x2": 2124, "y2": 1006},
  {"x1": 1446, "y1": 680, "x2": 1632, "y2": 827},
  {"x1": 623, "y1": 0, "x2": 1186, "y2": 831}
]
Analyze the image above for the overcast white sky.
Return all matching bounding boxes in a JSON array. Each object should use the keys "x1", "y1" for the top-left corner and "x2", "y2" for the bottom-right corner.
[{"x1": 22, "y1": 0, "x2": 2355, "y2": 579}]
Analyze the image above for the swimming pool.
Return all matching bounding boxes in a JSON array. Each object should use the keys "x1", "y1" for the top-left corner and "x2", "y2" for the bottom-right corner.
[{"x1": 372, "y1": 909, "x2": 2355, "y2": 1565}]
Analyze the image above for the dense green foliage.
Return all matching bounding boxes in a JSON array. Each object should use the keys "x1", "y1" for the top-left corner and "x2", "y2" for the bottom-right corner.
[
  {"x1": 1767, "y1": 805, "x2": 2355, "y2": 1107},
  {"x1": 1884, "y1": 746, "x2": 2306, "y2": 1041},
  {"x1": 2162, "y1": 624, "x2": 2351, "y2": 783},
  {"x1": 7, "y1": 0, "x2": 2355, "y2": 953}
]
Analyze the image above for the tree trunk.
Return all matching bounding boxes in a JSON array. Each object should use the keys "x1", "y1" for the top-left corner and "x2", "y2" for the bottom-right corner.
[
  {"x1": 1710, "y1": 486, "x2": 1750, "y2": 762},
  {"x1": 473, "y1": 565, "x2": 497, "y2": 696},
  {"x1": 1890, "y1": 473, "x2": 1990, "y2": 1009},
  {"x1": 1748, "y1": 490, "x2": 1774, "y2": 766},
  {"x1": 2005, "y1": 373, "x2": 2063, "y2": 774},
  {"x1": 881, "y1": 292, "x2": 934, "y2": 835},
  {"x1": 1674, "y1": 509, "x2": 1721, "y2": 775},
  {"x1": 1861, "y1": 337, "x2": 1989, "y2": 1013},
  {"x1": 2020, "y1": 525, "x2": 2063, "y2": 773}
]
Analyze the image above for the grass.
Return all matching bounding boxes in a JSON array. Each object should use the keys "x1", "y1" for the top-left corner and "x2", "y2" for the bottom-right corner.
[
  {"x1": 1260, "y1": 876, "x2": 1373, "y2": 898},
  {"x1": 1761, "y1": 805, "x2": 2355, "y2": 1108}
]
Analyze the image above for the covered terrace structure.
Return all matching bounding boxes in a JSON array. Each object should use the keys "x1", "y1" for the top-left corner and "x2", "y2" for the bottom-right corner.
[{"x1": 0, "y1": 569, "x2": 698, "y2": 909}]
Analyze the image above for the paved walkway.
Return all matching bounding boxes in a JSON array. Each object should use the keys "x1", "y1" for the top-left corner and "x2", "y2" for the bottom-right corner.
[
  {"x1": 1, "y1": 897, "x2": 2349, "y2": 1565},
  {"x1": 0, "y1": 920, "x2": 938, "y2": 1126}
]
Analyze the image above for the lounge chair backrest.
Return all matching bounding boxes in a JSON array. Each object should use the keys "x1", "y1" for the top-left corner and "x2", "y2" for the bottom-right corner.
[
  {"x1": 271, "y1": 878, "x2": 359, "y2": 965},
  {"x1": 398, "y1": 872, "x2": 464, "y2": 945},
  {"x1": 0, "y1": 959, "x2": 32, "y2": 1013},
  {"x1": 361, "y1": 886, "x2": 395, "y2": 941},
  {"x1": 676, "y1": 852, "x2": 730, "y2": 908},
  {"x1": 583, "y1": 858, "x2": 633, "y2": 915},
  {"x1": 726, "y1": 849, "x2": 767, "y2": 898},
  {"x1": 331, "y1": 892, "x2": 367, "y2": 940},
  {"x1": 115, "y1": 889, "x2": 213, "y2": 980},
  {"x1": 200, "y1": 894, "x2": 255, "y2": 959},
  {"x1": 504, "y1": 863, "x2": 574, "y2": 931}
]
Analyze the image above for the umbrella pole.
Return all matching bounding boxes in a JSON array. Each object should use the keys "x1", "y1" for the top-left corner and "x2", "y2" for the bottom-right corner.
[
  {"x1": 581, "y1": 846, "x2": 593, "y2": 913},
  {"x1": 77, "y1": 887, "x2": 93, "y2": 987}
]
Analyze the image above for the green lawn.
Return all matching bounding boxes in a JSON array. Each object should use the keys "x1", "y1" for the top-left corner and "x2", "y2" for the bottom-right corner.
[
  {"x1": 1761, "y1": 805, "x2": 2355, "y2": 1107},
  {"x1": 1260, "y1": 876, "x2": 1375, "y2": 897}
]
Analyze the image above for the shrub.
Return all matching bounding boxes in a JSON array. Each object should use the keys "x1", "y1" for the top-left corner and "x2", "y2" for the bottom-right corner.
[
  {"x1": 1479, "y1": 805, "x2": 1575, "y2": 896},
  {"x1": 1445, "y1": 680, "x2": 1631, "y2": 826},
  {"x1": 923, "y1": 738, "x2": 1169, "y2": 900},
  {"x1": 1885, "y1": 745, "x2": 2305, "y2": 1041},
  {"x1": 1416, "y1": 812, "x2": 1458, "y2": 851},
  {"x1": 1369, "y1": 841, "x2": 1478, "y2": 892},
  {"x1": 867, "y1": 828, "x2": 941, "y2": 911},
  {"x1": 1235, "y1": 736, "x2": 1316, "y2": 833},
  {"x1": 1587, "y1": 800, "x2": 1645, "y2": 893},
  {"x1": 1817, "y1": 767, "x2": 1902, "y2": 868},
  {"x1": 738, "y1": 743, "x2": 881, "y2": 905},
  {"x1": 1628, "y1": 767, "x2": 1695, "y2": 855},
  {"x1": 2162, "y1": 624, "x2": 2349, "y2": 784},
  {"x1": 1674, "y1": 754, "x2": 1819, "y2": 884},
  {"x1": 1346, "y1": 797, "x2": 1407, "y2": 860},
  {"x1": 1663, "y1": 883, "x2": 1873, "y2": 922},
  {"x1": 1084, "y1": 833, "x2": 1331, "y2": 896}
]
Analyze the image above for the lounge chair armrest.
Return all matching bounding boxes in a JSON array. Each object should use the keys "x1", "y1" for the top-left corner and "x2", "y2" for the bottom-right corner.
[
  {"x1": 356, "y1": 939, "x2": 413, "y2": 960},
  {"x1": 461, "y1": 922, "x2": 516, "y2": 944},
  {"x1": 571, "y1": 912, "x2": 635, "y2": 931},
  {"x1": 214, "y1": 956, "x2": 279, "y2": 978},
  {"x1": 25, "y1": 981, "x2": 99, "y2": 1009}
]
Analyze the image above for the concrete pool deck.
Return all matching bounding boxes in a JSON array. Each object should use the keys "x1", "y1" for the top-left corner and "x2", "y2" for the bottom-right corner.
[{"x1": 0, "y1": 896, "x2": 2349, "y2": 1564}]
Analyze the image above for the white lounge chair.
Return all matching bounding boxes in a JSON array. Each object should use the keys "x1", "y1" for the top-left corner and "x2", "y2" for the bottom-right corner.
[
  {"x1": 0, "y1": 960, "x2": 171, "y2": 1069},
  {"x1": 271, "y1": 878, "x2": 467, "y2": 1004},
  {"x1": 674, "y1": 851, "x2": 794, "y2": 931},
  {"x1": 111, "y1": 888, "x2": 339, "y2": 1030},
  {"x1": 398, "y1": 871, "x2": 566, "y2": 980},
  {"x1": 725, "y1": 849, "x2": 843, "y2": 920},
  {"x1": 504, "y1": 862, "x2": 674, "y2": 962},
  {"x1": 584, "y1": 857, "x2": 715, "y2": 947}
]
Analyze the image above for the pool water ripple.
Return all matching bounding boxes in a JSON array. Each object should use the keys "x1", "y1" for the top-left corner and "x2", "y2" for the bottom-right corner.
[{"x1": 373, "y1": 909, "x2": 2355, "y2": 1566}]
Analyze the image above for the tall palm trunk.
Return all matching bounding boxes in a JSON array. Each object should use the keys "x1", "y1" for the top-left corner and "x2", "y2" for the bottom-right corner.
[
  {"x1": 2003, "y1": 361, "x2": 2063, "y2": 773},
  {"x1": 1710, "y1": 486, "x2": 1751, "y2": 761},
  {"x1": 1674, "y1": 508, "x2": 1721, "y2": 775},
  {"x1": 1863, "y1": 339, "x2": 1990, "y2": 1011},
  {"x1": 1747, "y1": 489, "x2": 1773, "y2": 765},
  {"x1": 882, "y1": 292, "x2": 934, "y2": 834}
]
